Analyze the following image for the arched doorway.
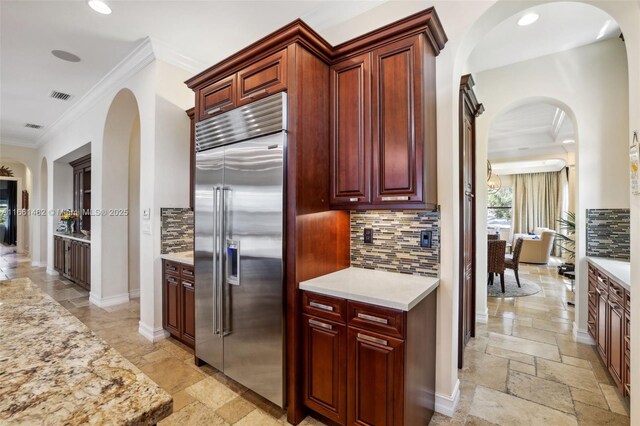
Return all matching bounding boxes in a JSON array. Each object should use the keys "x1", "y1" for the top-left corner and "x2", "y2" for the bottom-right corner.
[{"x1": 92, "y1": 88, "x2": 141, "y2": 306}]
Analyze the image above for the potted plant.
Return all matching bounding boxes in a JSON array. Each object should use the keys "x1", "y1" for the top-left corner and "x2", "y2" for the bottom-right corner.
[{"x1": 556, "y1": 211, "x2": 575, "y2": 275}]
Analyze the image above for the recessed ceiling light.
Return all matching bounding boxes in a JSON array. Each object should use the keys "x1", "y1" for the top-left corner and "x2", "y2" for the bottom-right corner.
[
  {"x1": 51, "y1": 50, "x2": 81, "y2": 63},
  {"x1": 562, "y1": 139, "x2": 575, "y2": 144},
  {"x1": 88, "y1": 0, "x2": 111, "y2": 15},
  {"x1": 517, "y1": 13, "x2": 539, "y2": 26}
]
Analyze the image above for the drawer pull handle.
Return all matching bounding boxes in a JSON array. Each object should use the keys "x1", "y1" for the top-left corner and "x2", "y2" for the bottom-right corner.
[
  {"x1": 207, "y1": 107, "x2": 222, "y2": 115},
  {"x1": 167, "y1": 277, "x2": 178, "y2": 284},
  {"x1": 625, "y1": 384, "x2": 631, "y2": 394},
  {"x1": 349, "y1": 198, "x2": 359, "y2": 202},
  {"x1": 358, "y1": 333, "x2": 388, "y2": 346},
  {"x1": 381, "y1": 196, "x2": 409, "y2": 202},
  {"x1": 309, "y1": 319, "x2": 333, "y2": 330},
  {"x1": 183, "y1": 269, "x2": 194, "y2": 276},
  {"x1": 625, "y1": 335, "x2": 630, "y2": 345},
  {"x1": 357, "y1": 313, "x2": 389, "y2": 325},
  {"x1": 588, "y1": 320, "x2": 595, "y2": 325},
  {"x1": 183, "y1": 281, "x2": 194, "y2": 288},
  {"x1": 309, "y1": 301, "x2": 334, "y2": 312},
  {"x1": 597, "y1": 276, "x2": 606, "y2": 285},
  {"x1": 250, "y1": 88, "x2": 269, "y2": 99},
  {"x1": 588, "y1": 291, "x2": 596, "y2": 296}
]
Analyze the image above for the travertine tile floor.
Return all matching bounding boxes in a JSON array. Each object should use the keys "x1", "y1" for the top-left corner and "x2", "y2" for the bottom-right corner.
[
  {"x1": 1, "y1": 251, "x2": 630, "y2": 425},
  {"x1": 430, "y1": 261, "x2": 630, "y2": 426}
]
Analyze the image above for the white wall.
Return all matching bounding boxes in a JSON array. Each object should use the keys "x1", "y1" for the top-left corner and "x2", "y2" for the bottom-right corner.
[{"x1": 473, "y1": 36, "x2": 630, "y2": 343}]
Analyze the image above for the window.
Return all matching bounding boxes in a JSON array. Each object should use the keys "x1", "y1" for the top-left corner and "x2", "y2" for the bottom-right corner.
[{"x1": 488, "y1": 187, "x2": 512, "y2": 229}]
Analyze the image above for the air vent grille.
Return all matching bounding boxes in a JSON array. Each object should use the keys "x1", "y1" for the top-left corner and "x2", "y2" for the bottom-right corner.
[
  {"x1": 25, "y1": 123, "x2": 43, "y2": 129},
  {"x1": 49, "y1": 90, "x2": 73, "y2": 101}
]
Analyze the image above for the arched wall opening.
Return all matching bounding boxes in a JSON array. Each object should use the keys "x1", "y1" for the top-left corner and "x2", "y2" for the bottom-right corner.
[
  {"x1": 39, "y1": 157, "x2": 48, "y2": 265},
  {"x1": 0, "y1": 158, "x2": 31, "y2": 255},
  {"x1": 446, "y1": 0, "x2": 638, "y2": 416},
  {"x1": 92, "y1": 88, "x2": 141, "y2": 306}
]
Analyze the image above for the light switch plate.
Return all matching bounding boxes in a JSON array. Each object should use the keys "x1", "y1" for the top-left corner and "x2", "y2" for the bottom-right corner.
[
  {"x1": 142, "y1": 223, "x2": 151, "y2": 235},
  {"x1": 143, "y1": 209, "x2": 150, "y2": 220}
]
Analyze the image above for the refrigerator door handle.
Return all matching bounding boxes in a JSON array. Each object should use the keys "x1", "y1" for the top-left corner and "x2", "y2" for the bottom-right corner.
[
  {"x1": 221, "y1": 187, "x2": 231, "y2": 336},
  {"x1": 213, "y1": 187, "x2": 222, "y2": 336}
]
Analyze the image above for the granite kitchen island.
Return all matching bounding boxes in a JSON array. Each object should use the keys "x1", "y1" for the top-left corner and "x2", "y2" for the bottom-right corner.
[{"x1": 0, "y1": 278, "x2": 172, "y2": 425}]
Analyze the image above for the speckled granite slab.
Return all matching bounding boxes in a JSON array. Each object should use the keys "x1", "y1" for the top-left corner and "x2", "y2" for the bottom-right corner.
[{"x1": 0, "y1": 278, "x2": 172, "y2": 425}]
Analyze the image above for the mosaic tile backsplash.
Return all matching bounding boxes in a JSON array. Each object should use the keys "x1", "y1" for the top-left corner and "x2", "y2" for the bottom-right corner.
[
  {"x1": 160, "y1": 208, "x2": 193, "y2": 254},
  {"x1": 350, "y1": 210, "x2": 440, "y2": 277},
  {"x1": 586, "y1": 208, "x2": 630, "y2": 260}
]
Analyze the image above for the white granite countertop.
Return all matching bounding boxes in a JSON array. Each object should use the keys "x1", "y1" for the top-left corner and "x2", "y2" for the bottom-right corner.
[
  {"x1": 587, "y1": 257, "x2": 630, "y2": 291},
  {"x1": 160, "y1": 251, "x2": 194, "y2": 266},
  {"x1": 54, "y1": 232, "x2": 91, "y2": 243},
  {"x1": 300, "y1": 267, "x2": 439, "y2": 311}
]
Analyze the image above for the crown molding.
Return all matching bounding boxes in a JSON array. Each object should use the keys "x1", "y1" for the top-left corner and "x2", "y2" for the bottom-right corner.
[
  {"x1": 0, "y1": 138, "x2": 38, "y2": 149},
  {"x1": 36, "y1": 37, "x2": 156, "y2": 148},
  {"x1": 150, "y1": 37, "x2": 208, "y2": 75}
]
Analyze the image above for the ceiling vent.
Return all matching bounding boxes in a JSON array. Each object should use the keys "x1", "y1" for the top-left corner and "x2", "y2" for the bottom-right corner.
[
  {"x1": 25, "y1": 123, "x2": 43, "y2": 129},
  {"x1": 49, "y1": 90, "x2": 73, "y2": 101}
]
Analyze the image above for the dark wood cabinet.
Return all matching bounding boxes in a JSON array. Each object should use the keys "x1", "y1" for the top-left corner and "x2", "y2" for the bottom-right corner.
[
  {"x1": 330, "y1": 32, "x2": 438, "y2": 210},
  {"x1": 588, "y1": 261, "x2": 630, "y2": 397},
  {"x1": 348, "y1": 327, "x2": 404, "y2": 426},
  {"x1": 372, "y1": 36, "x2": 423, "y2": 206},
  {"x1": 302, "y1": 314, "x2": 347, "y2": 424},
  {"x1": 302, "y1": 290, "x2": 437, "y2": 426},
  {"x1": 162, "y1": 260, "x2": 195, "y2": 348},
  {"x1": 237, "y1": 49, "x2": 288, "y2": 105},
  {"x1": 330, "y1": 53, "x2": 372, "y2": 206},
  {"x1": 198, "y1": 74, "x2": 237, "y2": 120},
  {"x1": 70, "y1": 155, "x2": 91, "y2": 232},
  {"x1": 53, "y1": 235, "x2": 90, "y2": 290}
]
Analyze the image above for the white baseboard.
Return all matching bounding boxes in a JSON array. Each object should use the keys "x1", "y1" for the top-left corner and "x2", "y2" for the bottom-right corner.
[
  {"x1": 435, "y1": 379, "x2": 460, "y2": 417},
  {"x1": 129, "y1": 288, "x2": 140, "y2": 298},
  {"x1": 46, "y1": 268, "x2": 59, "y2": 276},
  {"x1": 89, "y1": 292, "x2": 130, "y2": 308},
  {"x1": 476, "y1": 308, "x2": 489, "y2": 324},
  {"x1": 138, "y1": 321, "x2": 169, "y2": 342},
  {"x1": 31, "y1": 261, "x2": 46, "y2": 267},
  {"x1": 574, "y1": 322, "x2": 595, "y2": 345}
]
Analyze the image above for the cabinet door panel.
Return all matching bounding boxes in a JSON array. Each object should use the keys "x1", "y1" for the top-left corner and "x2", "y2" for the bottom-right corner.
[
  {"x1": 608, "y1": 300, "x2": 624, "y2": 390},
  {"x1": 303, "y1": 314, "x2": 346, "y2": 424},
  {"x1": 372, "y1": 36, "x2": 423, "y2": 204},
  {"x1": 237, "y1": 49, "x2": 287, "y2": 105},
  {"x1": 330, "y1": 53, "x2": 371, "y2": 206},
  {"x1": 182, "y1": 280, "x2": 196, "y2": 347},
  {"x1": 199, "y1": 74, "x2": 236, "y2": 120},
  {"x1": 163, "y1": 273, "x2": 181, "y2": 336},
  {"x1": 348, "y1": 327, "x2": 404, "y2": 426}
]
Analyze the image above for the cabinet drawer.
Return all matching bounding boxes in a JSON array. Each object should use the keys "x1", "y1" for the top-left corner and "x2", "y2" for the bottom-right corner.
[
  {"x1": 164, "y1": 260, "x2": 180, "y2": 277},
  {"x1": 303, "y1": 291, "x2": 347, "y2": 323},
  {"x1": 609, "y1": 279, "x2": 625, "y2": 305},
  {"x1": 237, "y1": 49, "x2": 288, "y2": 105},
  {"x1": 588, "y1": 285, "x2": 597, "y2": 311},
  {"x1": 182, "y1": 265, "x2": 195, "y2": 279},
  {"x1": 347, "y1": 300, "x2": 405, "y2": 339},
  {"x1": 199, "y1": 74, "x2": 236, "y2": 120},
  {"x1": 626, "y1": 292, "x2": 631, "y2": 313},
  {"x1": 596, "y1": 272, "x2": 609, "y2": 292}
]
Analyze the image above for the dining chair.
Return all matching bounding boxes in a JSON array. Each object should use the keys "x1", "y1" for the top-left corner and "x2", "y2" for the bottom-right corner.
[
  {"x1": 505, "y1": 237, "x2": 524, "y2": 288},
  {"x1": 487, "y1": 240, "x2": 507, "y2": 293}
]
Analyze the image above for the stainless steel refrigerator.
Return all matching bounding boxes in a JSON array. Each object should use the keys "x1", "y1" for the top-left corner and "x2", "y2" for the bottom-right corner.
[{"x1": 194, "y1": 93, "x2": 285, "y2": 407}]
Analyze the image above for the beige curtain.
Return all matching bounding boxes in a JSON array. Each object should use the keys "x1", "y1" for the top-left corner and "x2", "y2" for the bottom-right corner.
[{"x1": 512, "y1": 170, "x2": 568, "y2": 255}]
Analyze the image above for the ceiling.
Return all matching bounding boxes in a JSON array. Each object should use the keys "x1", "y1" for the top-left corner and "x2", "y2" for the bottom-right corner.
[
  {"x1": 0, "y1": 0, "x2": 385, "y2": 147},
  {"x1": 468, "y1": 2, "x2": 620, "y2": 73},
  {"x1": 488, "y1": 101, "x2": 575, "y2": 160}
]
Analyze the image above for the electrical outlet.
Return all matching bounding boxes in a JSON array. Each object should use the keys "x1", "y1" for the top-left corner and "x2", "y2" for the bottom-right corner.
[
  {"x1": 420, "y1": 230, "x2": 432, "y2": 248},
  {"x1": 364, "y1": 228, "x2": 373, "y2": 244}
]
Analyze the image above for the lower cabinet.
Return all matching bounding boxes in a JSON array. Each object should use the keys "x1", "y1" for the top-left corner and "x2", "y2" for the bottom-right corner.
[
  {"x1": 53, "y1": 235, "x2": 91, "y2": 290},
  {"x1": 302, "y1": 290, "x2": 436, "y2": 426},
  {"x1": 162, "y1": 260, "x2": 195, "y2": 348},
  {"x1": 588, "y1": 262, "x2": 630, "y2": 398}
]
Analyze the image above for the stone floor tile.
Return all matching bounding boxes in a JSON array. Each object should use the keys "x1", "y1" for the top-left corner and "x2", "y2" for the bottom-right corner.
[
  {"x1": 486, "y1": 344, "x2": 535, "y2": 365},
  {"x1": 599, "y1": 384, "x2": 629, "y2": 416},
  {"x1": 536, "y1": 358, "x2": 599, "y2": 391},
  {"x1": 488, "y1": 332, "x2": 561, "y2": 361},
  {"x1": 469, "y1": 386, "x2": 577, "y2": 426},
  {"x1": 234, "y1": 409, "x2": 281, "y2": 426},
  {"x1": 562, "y1": 355, "x2": 592, "y2": 369},
  {"x1": 185, "y1": 377, "x2": 238, "y2": 411},
  {"x1": 569, "y1": 387, "x2": 609, "y2": 411},
  {"x1": 215, "y1": 396, "x2": 255, "y2": 424},
  {"x1": 573, "y1": 401, "x2": 630, "y2": 426},
  {"x1": 459, "y1": 351, "x2": 509, "y2": 392},
  {"x1": 507, "y1": 370, "x2": 574, "y2": 414},
  {"x1": 158, "y1": 401, "x2": 228, "y2": 426},
  {"x1": 140, "y1": 357, "x2": 206, "y2": 394},
  {"x1": 509, "y1": 360, "x2": 536, "y2": 375}
]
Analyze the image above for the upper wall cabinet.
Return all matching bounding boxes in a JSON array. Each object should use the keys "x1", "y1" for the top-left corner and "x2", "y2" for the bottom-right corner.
[
  {"x1": 237, "y1": 49, "x2": 288, "y2": 105},
  {"x1": 330, "y1": 53, "x2": 372, "y2": 206},
  {"x1": 199, "y1": 74, "x2": 236, "y2": 120},
  {"x1": 330, "y1": 33, "x2": 438, "y2": 210}
]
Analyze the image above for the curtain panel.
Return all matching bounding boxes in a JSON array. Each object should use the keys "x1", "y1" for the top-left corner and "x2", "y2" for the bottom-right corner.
[{"x1": 512, "y1": 169, "x2": 568, "y2": 255}]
